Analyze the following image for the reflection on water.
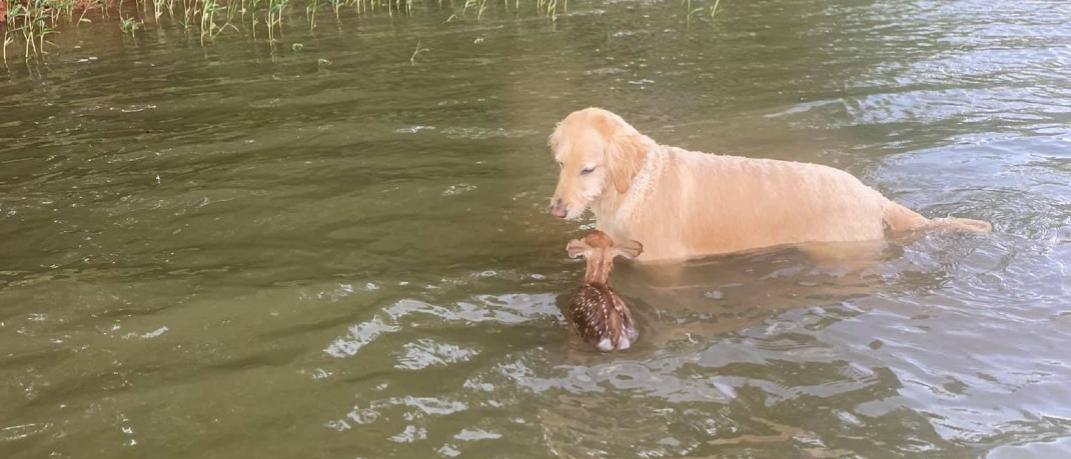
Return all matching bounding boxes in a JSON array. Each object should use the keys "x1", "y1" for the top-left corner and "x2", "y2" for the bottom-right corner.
[{"x1": 2, "y1": 0, "x2": 1071, "y2": 457}]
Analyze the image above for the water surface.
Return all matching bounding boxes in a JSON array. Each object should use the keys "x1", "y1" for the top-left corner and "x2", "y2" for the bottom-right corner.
[{"x1": 2, "y1": 0, "x2": 1071, "y2": 457}]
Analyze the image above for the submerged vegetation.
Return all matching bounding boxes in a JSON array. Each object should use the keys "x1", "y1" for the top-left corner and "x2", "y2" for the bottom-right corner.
[
  {"x1": 3, "y1": 0, "x2": 58, "y2": 60},
  {"x1": 0, "y1": 0, "x2": 597, "y2": 61},
  {"x1": 0, "y1": 0, "x2": 726, "y2": 62}
]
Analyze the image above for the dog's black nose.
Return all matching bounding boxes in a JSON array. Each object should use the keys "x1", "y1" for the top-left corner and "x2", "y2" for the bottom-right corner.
[{"x1": 550, "y1": 199, "x2": 568, "y2": 218}]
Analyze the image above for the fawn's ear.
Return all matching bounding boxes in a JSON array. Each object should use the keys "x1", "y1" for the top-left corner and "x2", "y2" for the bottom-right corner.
[
  {"x1": 566, "y1": 239, "x2": 592, "y2": 258},
  {"x1": 613, "y1": 240, "x2": 643, "y2": 259}
]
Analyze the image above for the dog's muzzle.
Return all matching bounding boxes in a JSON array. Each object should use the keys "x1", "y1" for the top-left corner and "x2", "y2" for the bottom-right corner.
[{"x1": 549, "y1": 198, "x2": 568, "y2": 219}]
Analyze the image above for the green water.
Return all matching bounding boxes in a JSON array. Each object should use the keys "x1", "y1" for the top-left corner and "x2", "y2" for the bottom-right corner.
[{"x1": 2, "y1": 1, "x2": 1071, "y2": 457}]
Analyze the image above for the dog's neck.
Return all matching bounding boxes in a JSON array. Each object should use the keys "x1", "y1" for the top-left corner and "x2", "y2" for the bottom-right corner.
[{"x1": 592, "y1": 144, "x2": 664, "y2": 230}]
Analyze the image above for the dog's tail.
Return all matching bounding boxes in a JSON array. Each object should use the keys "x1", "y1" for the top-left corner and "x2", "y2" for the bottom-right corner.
[
  {"x1": 926, "y1": 216, "x2": 992, "y2": 233},
  {"x1": 882, "y1": 201, "x2": 992, "y2": 234}
]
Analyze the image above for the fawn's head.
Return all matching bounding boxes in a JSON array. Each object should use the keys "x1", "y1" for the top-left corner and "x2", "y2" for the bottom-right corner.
[{"x1": 566, "y1": 230, "x2": 643, "y2": 284}]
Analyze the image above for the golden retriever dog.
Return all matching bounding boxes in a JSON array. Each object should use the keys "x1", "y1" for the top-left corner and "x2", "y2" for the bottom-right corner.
[{"x1": 548, "y1": 108, "x2": 991, "y2": 262}]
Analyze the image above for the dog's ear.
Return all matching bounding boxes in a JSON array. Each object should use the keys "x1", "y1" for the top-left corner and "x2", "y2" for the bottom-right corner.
[
  {"x1": 605, "y1": 133, "x2": 648, "y2": 194},
  {"x1": 547, "y1": 123, "x2": 562, "y2": 149},
  {"x1": 613, "y1": 240, "x2": 643, "y2": 259},
  {"x1": 566, "y1": 239, "x2": 592, "y2": 258},
  {"x1": 589, "y1": 110, "x2": 648, "y2": 194}
]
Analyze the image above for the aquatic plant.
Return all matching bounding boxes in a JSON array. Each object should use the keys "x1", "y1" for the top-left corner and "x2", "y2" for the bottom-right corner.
[
  {"x1": 325, "y1": 0, "x2": 341, "y2": 20},
  {"x1": 4, "y1": 0, "x2": 56, "y2": 58},
  {"x1": 152, "y1": 0, "x2": 166, "y2": 19},
  {"x1": 119, "y1": 16, "x2": 142, "y2": 37},
  {"x1": 201, "y1": 0, "x2": 214, "y2": 39},
  {"x1": 0, "y1": 0, "x2": 725, "y2": 61},
  {"x1": 2, "y1": 30, "x2": 12, "y2": 62},
  {"x1": 305, "y1": 0, "x2": 320, "y2": 29},
  {"x1": 409, "y1": 39, "x2": 427, "y2": 64}
]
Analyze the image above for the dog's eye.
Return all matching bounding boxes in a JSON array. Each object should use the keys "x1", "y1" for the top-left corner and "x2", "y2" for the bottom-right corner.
[{"x1": 580, "y1": 167, "x2": 596, "y2": 175}]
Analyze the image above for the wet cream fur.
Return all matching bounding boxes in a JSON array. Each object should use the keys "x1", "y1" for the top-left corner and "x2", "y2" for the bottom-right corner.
[{"x1": 549, "y1": 108, "x2": 991, "y2": 262}]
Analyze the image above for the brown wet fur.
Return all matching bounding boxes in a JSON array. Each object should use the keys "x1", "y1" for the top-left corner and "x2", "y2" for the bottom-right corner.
[{"x1": 565, "y1": 230, "x2": 642, "y2": 350}]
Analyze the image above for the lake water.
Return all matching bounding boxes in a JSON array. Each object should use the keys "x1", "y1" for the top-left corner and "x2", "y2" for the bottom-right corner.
[{"x1": 2, "y1": 0, "x2": 1070, "y2": 457}]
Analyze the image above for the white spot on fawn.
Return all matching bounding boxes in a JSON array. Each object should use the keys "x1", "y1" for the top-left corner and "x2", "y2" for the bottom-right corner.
[{"x1": 597, "y1": 338, "x2": 613, "y2": 351}]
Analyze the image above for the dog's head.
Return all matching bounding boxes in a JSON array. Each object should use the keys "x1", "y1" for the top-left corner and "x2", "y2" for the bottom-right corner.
[{"x1": 548, "y1": 108, "x2": 651, "y2": 220}]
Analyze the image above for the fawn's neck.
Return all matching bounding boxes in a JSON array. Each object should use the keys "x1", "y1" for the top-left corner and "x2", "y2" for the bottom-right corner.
[{"x1": 583, "y1": 256, "x2": 614, "y2": 285}]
